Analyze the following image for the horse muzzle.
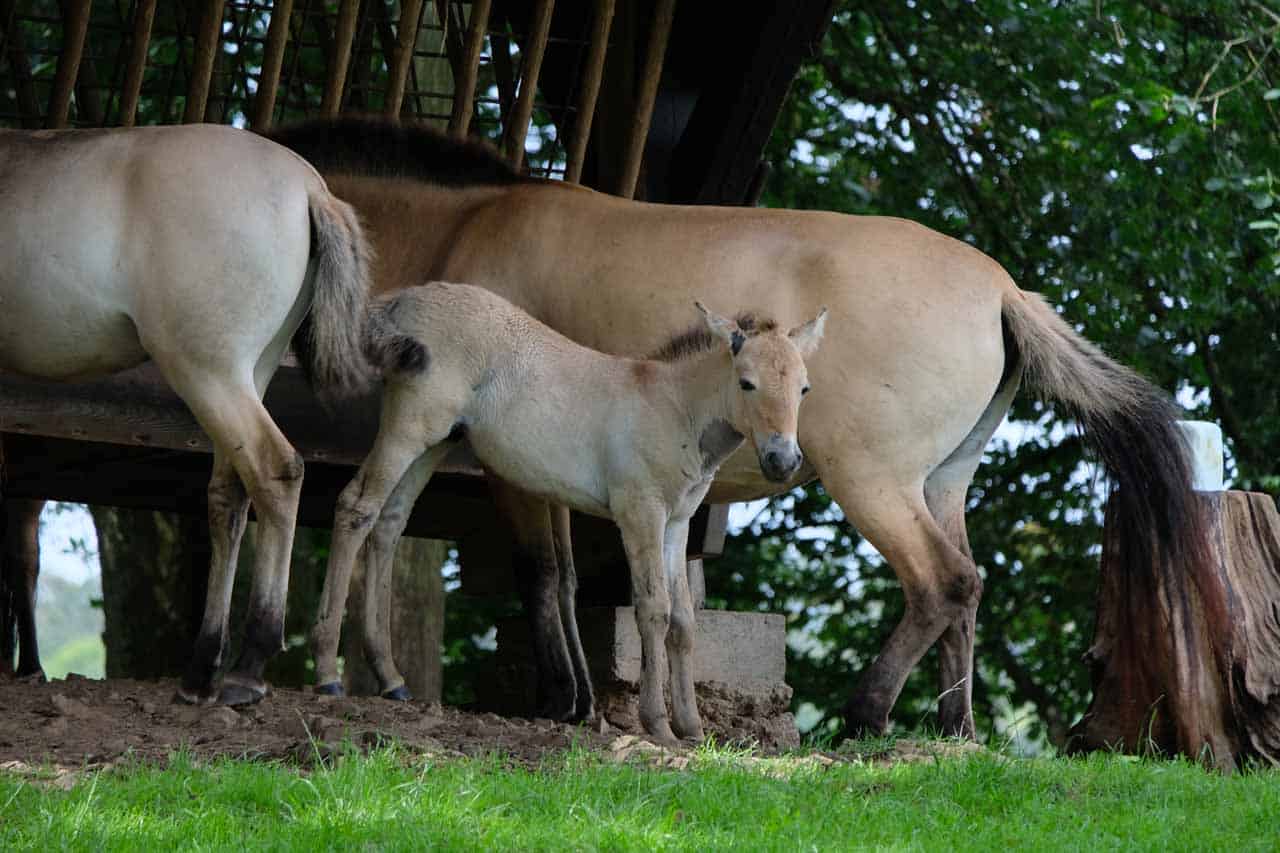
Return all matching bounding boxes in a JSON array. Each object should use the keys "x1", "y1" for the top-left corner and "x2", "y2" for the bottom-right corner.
[{"x1": 759, "y1": 435, "x2": 803, "y2": 483}]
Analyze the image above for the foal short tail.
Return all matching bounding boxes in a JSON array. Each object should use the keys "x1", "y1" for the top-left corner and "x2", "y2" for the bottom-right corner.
[
  {"x1": 293, "y1": 189, "x2": 375, "y2": 399},
  {"x1": 1001, "y1": 290, "x2": 1223, "y2": 629}
]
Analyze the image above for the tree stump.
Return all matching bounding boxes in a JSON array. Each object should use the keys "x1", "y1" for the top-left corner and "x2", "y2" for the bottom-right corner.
[{"x1": 1069, "y1": 491, "x2": 1280, "y2": 771}]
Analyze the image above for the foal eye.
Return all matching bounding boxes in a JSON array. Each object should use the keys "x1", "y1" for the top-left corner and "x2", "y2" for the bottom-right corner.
[
  {"x1": 739, "y1": 379, "x2": 757, "y2": 392},
  {"x1": 801, "y1": 385, "x2": 811, "y2": 396}
]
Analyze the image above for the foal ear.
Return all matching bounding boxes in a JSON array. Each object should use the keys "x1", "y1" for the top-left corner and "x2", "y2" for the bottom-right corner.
[
  {"x1": 788, "y1": 307, "x2": 828, "y2": 358},
  {"x1": 695, "y1": 301, "x2": 745, "y2": 355}
]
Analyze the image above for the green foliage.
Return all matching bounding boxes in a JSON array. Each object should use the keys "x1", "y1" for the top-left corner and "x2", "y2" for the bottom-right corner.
[
  {"x1": 2, "y1": 747, "x2": 1278, "y2": 850},
  {"x1": 724, "y1": 0, "x2": 1280, "y2": 744}
]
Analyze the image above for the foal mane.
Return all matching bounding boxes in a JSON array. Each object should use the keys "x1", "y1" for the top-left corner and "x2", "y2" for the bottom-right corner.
[
  {"x1": 266, "y1": 116, "x2": 534, "y2": 188},
  {"x1": 650, "y1": 313, "x2": 779, "y2": 362}
]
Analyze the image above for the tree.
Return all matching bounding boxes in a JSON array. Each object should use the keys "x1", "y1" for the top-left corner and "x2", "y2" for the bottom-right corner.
[{"x1": 715, "y1": 0, "x2": 1280, "y2": 746}]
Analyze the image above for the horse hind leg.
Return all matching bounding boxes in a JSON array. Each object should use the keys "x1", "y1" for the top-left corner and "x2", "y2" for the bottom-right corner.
[
  {"x1": 1, "y1": 499, "x2": 44, "y2": 680},
  {"x1": 822, "y1": 474, "x2": 982, "y2": 739},
  {"x1": 924, "y1": 362, "x2": 1020, "y2": 739},
  {"x1": 552, "y1": 504, "x2": 595, "y2": 721}
]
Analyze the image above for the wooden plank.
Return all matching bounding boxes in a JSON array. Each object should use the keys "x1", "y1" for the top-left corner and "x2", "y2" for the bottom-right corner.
[
  {"x1": 447, "y1": 0, "x2": 491, "y2": 137},
  {"x1": 118, "y1": 0, "x2": 157, "y2": 126},
  {"x1": 248, "y1": 0, "x2": 294, "y2": 129},
  {"x1": 182, "y1": 0, "x2": 225, "y2": 124},
  {"x1": 0, "y1": 363, "x2": 480, "y2": 474},
  {"x1": 46, "y1": 0, "x2": 93, "y2": 128},
  {"x1": 563, "y1": 0, "x2": 613, "y2": 184},
  {"x1": 320, "y1": 0, "x2": 361, "y2": 115},
  {"x1": 613, "y1": 0, "x2": 675, "y2": 198},
  {"x1": 501, "y1": 0, "x2": 554, "y2": 168},
  {"x1": 383, "y1": 0, "x2": 425, "y2": 117}
]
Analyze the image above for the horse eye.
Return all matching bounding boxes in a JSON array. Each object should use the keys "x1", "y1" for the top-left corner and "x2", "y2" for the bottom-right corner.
[
  {"x1": 801, "y1": 385, "x2": 811, "y2": 396},
  {"x1": 739, "y1": 379, "x2": 757, "y2": 392}
]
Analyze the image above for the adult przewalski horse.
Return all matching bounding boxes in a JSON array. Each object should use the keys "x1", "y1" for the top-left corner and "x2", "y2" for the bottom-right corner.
[
  {"x1": 313, "y1": 282, "x2": 825, "y2": 743},
  {"x1": 270, "y1": 117, "x2": 1210, "y2": 739},
  {"x1": 0, "y1": 125, "x2": 373, "y2": 705}
]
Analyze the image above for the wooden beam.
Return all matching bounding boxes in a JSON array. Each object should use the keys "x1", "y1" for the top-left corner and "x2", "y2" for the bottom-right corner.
[
  {"x1": 182, "y1": 0, "x2": 225, "y2": 123},
  {"x1": 46, "y1": 0, "x2": 93, "y2": 128},
  {"x1": 248, "y1": 0, "x2": 293, "y2": 129},
  {"x1": 564, "y1": 0, "x2": 614, "y2": 184},
  {"x1": 501, "y1": 0, "x2": 554, "y2": 168},
  {"x1": 614, "y1": 0, "x2": 675, "y2": 198},
  {"x1": 320, "y1": 0, "x2": 360, "y2": 116},
  {"x1": 383, "y1": 0, "x2": 425, "y2": 117},
  {"x1": 447, "y1": 0, "x2": 491, "y2": 137}
]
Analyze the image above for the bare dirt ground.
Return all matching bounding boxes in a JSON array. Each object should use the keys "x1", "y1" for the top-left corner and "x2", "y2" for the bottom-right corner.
[
  {"x1": 0, "y1": 674, "x2": 621, "y2": 771},
  {"x1": 0, "y1": 675, "x2": 985, "y2": 780}
]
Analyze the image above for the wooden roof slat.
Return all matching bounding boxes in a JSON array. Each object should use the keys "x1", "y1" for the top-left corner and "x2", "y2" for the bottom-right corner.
[
  {"x1": 46, "y1": 0, "x2": 93, "y2": 128},
  {"x1": 248, "y1": 0, "x2": 295, "y2": 130},
  {"x1": 448, "y1": 0, "x2": 492, "y2": 138},
  {"x1": 564, "y1": 0, "x2": 614, "y2": 184},
  {"x1": 117, "y1": 0, "x2": 156, "y2": 127},
  {"x1": 182, "y1": 0, "x2": 225, "y2": 124},
  {"x1": 502, "y1": 0, "x2": 555, "y2": 169},
  {"x1": 614, "y1": 0, "x2": 675, "y2": 198},
  {"x1": 383, "y1": 0, "x2": 425, "y2": 118},
  {"x1": 321, "y1": 0, "x2": 361, "y2": 116}
]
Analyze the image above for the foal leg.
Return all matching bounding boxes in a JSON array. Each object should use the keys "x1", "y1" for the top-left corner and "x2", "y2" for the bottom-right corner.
[
  {"x1": 823, "y1": 476, "x2": 982, "y2": 738},
  {"x1": 615, "y1": 498, "x2": 677, "y2": 746},
  {"x1": 491, "y1": 483, "x2": 577, "y2": 721},
  {"x1": 358, "y1": 445, "x2": 451, "y2": 699},
  {"x1": 552, "y1": 504, "x2": 595, "y2": 721},
  {"x1": 663, "y1": 519, "x2": 703, "y2": 741}
]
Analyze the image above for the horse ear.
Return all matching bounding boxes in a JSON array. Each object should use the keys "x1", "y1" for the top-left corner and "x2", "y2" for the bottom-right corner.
[
  {"x1": 696, "y1": 302, "x2": 744, "y2": 354},
  {"x1": 788, "y1": 307, "x2": 828, "y2": 358}
]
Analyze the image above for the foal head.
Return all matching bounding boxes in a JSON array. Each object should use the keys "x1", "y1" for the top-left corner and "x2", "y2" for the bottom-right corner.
[{"x1": 695, "y1": 303, "x2": 827, "y2": 482}]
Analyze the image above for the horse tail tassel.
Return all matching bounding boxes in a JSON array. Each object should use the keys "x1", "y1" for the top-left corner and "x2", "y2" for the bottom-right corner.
[
  {"x1": 294, "y1": 189, "x2": 376, "y2": 400},
  {"x1": 1000, "y1": 290, "x2": 1223, "y2": 641}
]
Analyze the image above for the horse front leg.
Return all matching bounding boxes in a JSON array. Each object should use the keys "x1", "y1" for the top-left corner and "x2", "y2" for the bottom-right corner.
[
  {"x1": 663, "y1": 518, "x2": 702, "y2": 741},
  {"x1": 491, "y1": 482, "x2": 578, "y2": 722},
  {"x1": 615, "y1": 498, "x2": 677, "y2": 746}
]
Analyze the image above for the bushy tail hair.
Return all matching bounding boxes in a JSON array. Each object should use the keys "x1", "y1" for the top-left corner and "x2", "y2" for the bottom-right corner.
[
  {"x1": 292, "y1": 189, "x2": 376, "y2": 399},
  {"x1": 1001, "y1": 291, "x2": 1224, "y2": 651},
  {"x1": 363, "y1": 291, "x2": 430, "y2": 376}
]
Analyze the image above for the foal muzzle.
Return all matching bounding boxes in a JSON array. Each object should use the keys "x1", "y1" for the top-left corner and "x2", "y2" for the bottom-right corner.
[{"x1": 759, "y1": 434, "x2": 803, "y2": 482}]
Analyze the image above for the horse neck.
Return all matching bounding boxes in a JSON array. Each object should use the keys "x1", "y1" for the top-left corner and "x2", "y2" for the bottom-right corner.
[
  {"x1": 325, "y1": 175, "x2": 505, "y2": 296},
  {"x1": 659, "y1": 348, "x2": 742, "y2": 439}
]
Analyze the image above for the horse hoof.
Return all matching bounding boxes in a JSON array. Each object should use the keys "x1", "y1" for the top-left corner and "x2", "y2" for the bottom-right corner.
[
  {"x1": 173, "y1": 686, "x2": 213, "y2": 706},
  {"x1": 218, "y1": 682, "x2": 267, "y2": 707},
  {"x1": 314, "y1": 681, "x2": 345, "y2": 697},
  {"x1": 381, "y1": 685, "x2": 412, "y2": 702}
]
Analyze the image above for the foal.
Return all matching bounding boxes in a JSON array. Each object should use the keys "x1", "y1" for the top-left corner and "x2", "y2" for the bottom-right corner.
[{"x1": 312, "y1": 282, "x2": 825, "y2": 743}]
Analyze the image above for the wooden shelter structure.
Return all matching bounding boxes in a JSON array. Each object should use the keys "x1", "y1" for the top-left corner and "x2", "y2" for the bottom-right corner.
[{"x1": 0, "y1": 0, "x2": 834, "y2": 716}]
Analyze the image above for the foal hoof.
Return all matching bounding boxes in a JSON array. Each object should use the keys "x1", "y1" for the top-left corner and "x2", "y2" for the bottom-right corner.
[
  {"x1": 218, "y1": 681, "x2": 268, "y2": 707},
  {"x1": 381, "y1": 684, "x2": 413, "y2": 702},
  {"x1": 173, "y1": 685, "x2": 214, "y2": 706},
  {"x1": 314, "y1": 681, "x2": 345, "y2": 697}
]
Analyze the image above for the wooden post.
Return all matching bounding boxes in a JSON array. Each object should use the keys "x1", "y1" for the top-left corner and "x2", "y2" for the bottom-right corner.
[
  {"x1": 320, "y1": 0, "x2": 360, "y2": 116},
  {"x1": 383, "y1": 0, "x2": 424, "y2": 117},
  {"x1": 563, "y1": 0, "x2": 614, "y2": 184},
  {"x1": 614, "y1": 0, "x2": 675, "y2": 198},
  {"x1": 501, "y1": 0, "x2": 554, "y2": 168},
  {"x1": 248, "y1": 0, "x2": 293, "y2": 129},
  {"x1": 46, "y1": 0, "x2": 93, "y2": 128},
  {"x1": 448, "y1": 0, "x2": 491, "y2": 137},
  {"x1": 182, "y1": 0, "x2": 225, "y2": 124},
  {"x1": 1069, "y1": 490, "x2": 1280, "y2": 771}
]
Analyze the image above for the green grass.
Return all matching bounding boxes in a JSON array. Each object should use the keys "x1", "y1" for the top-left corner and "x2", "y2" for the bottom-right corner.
[{"x1": 1, "y1": 742, "x2": 1277, "y2": 851}]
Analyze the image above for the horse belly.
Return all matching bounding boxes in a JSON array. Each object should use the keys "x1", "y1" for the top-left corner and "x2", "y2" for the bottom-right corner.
[{"x1": 466, "y1": 426, "x2": 612, "y2": 518}]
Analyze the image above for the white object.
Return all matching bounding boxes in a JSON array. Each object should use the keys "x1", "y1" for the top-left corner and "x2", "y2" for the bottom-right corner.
[{"x1": 1176, "y1": 420, "x2": 1224, "y2": 492}]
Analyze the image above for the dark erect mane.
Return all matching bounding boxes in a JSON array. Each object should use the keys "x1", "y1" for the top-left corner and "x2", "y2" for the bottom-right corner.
[
  {"x1": 266, "y1": 115, "x2": 534, "y2": 187},
  {"x1": 650, "y1": 313, "x2": 779, "y2": 362}
]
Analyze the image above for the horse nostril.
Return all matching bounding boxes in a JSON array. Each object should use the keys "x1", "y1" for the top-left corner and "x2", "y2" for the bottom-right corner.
[{"x1": 765, "y1": 450, "x2": 780, "y2": 468}]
